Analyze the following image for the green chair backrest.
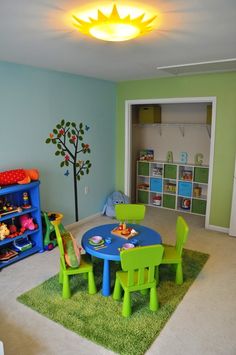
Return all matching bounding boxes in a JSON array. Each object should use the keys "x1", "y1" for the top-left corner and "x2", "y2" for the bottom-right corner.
[
  {"x1": 115, "y1": 204, "x2": 146, "y2": 224},
  {"x1": 53, "y1": 223, "x2": 67, "y2": 270},
  {"x1": 120, "y1": 245, "x2": 164, "y2": 287},
  {"x1": 175, "y1": 216, "x2": 189, "y2": 256}
]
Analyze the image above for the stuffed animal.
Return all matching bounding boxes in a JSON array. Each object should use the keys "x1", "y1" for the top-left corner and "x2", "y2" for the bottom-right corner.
[
  {"x1": 0, "y1": 169, "x2": 39, "y2": 186},
  {"x1": 102, "y1": 191, "x2": 129, "y2": 218},
  {"x1": 0, "y1": 223, "x2": 10, "y2": 240},
  {"x1": 19, "y1": 214, "x2": 37, "y2": 231}
]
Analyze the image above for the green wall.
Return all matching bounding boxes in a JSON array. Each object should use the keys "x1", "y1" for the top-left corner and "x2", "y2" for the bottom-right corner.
[
  {"x1": 0, "y1": 61, "x2": 116, "y2": 225},
  {"x1": 116, "y1": 72, "x2": 236, "y2": 228}
]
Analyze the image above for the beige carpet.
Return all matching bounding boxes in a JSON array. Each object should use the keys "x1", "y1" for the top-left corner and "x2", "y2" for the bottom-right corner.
[{"x1": 0, "y1": 207, "x2": 236, "y2": 355}]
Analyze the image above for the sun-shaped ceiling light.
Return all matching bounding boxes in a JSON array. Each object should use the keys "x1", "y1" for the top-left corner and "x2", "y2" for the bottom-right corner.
[{"x1": 72, "y1": 4, "x2": 156, "y2": 42}]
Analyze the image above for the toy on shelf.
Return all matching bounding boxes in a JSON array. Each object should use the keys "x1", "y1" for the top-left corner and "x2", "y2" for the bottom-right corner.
[
  {"x1": 41, "y1": 211, "x2": 65, "y2": 250},
  {"x1": 22, "y1": 192, "x2": 31, "y2": 209},
  {"x1": 0, "y1": 168, "x2": 39, "y2": 187},
  {"x1": 13, "y1": 236, "x2": 32, "y2": 252},
  {"x1": 0, "y1": 197, "x2": 22, "y2": 217},
  {"x1": 193, "y1": 186, "x2": 202, "y2": 197},
  {"x1": 152, "y1": 167, "x2": 162, "y2": 177},
  {"x1": 0, "y1": 248, "x2": 18, "y2": 262},
  {"x1": 182, "y1": 170, "x2": 192, "y2": 181},
  {"x1": 152, "y1": 195, "x2": 162, "y2": 206},
  {"x1": 19, "y1": 214, "x2": 38, "y2": 231},
  {"x1": 139, "y1": 149, "x2": 154, "y2": 161},
  {"x1": 137, "y1": 183, "x2": 150, "y2": 190},
  {"x1": 181, "y1": 198, "x2": 191, "y2": 210},
  {"x1": 0, "y1": 223, "x2": 10, "y2": 240}
]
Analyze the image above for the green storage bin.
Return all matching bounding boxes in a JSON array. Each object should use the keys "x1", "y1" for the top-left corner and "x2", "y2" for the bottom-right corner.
[
  {"x1": 137, "y1": 190, "x2": 149, "y2": 204},
  {"x1": 163, "y1": 194, "x2": 176, "y2": 209},
  {"x1": 138, "y1": 104, "x2": 161, "y2": 124},
  {"x1": 192, "y1": 199, "x2": 206, "y2": 215},
  {"x1": 138, "y1": 162, "x2": 149, "y2": 176},
  {"x1": 194, "y1": 167, "x2": 209, "y2": 183},
  {"x1": 164, "y1": 164, "x2": 177, "y2": 179}
]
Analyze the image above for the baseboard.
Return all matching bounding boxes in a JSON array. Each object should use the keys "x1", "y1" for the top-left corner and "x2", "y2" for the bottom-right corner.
[
  {"x1": 65, "y1": 212, "x2": 101, "y2": 229},
  {"x1": 206, "y1": 224, "x2": 229, "y2": 234}
]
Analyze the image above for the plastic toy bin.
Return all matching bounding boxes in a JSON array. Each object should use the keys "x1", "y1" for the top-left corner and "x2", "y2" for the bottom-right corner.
[
  {"x1": 192, "y1": 199, "x2": 206, "y2": 215},
  {"x1": 163, "y1": 194, "x2": 176, "y2": 209},
  {"x1": 150, "y1": 178, "x2": 162, "y2": 193},
  {"x1": 138, "y1": 104, "x2": 161, "y2": 124},
  {"x1": 194, "y1": 167, "x2": 209, "y2": 183},
  {"x1": 178, "y1": 181, "x2": 192, "y2": 197},
  {"x1": 138, "y1": 162, "x2": 149, "y2": 176},
  {"x1": 164, "y1": 164, "x2": 177, "y2": 179},
  {"x1": 137, "y1": 190, "x2": 149, "y2": 204}
]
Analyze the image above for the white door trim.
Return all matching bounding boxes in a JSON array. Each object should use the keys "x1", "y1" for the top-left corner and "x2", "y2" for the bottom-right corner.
[{"x1": 124, "y1": 96, "x2": 217, "y2": 230}]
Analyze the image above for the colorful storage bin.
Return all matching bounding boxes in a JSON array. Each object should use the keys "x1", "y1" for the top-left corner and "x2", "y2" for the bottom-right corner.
[
  {"x1": 150, "y1": 178, "x2": 162, "y2": 193},
  {"x1": 164, "y1": 164, "x2": 177, "y2": 179},
  {"x1": 178, "y1": 181, "x2": 192, "y2": 197}
]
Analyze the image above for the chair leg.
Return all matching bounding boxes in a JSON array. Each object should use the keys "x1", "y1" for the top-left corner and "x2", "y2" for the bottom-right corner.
[
  {"x1": 62, "y1": 274, "x2": 71, "y2": 299},
  {"x1": 155, "y1": 266, "x2": 159, "y2": 284},
  {"x1": 88, "y1": 271, "x2": 97, "y2": 294},
  {"x1": 122, "y1": 290, "x2": 131, "y2": 317},
  {"x1": 113, "y1": 277, "x2": 122, "y2": 300},
  {"x1": 59, "y1": 263, "x2": 63, "y2": 284},
  {"x1": 150, "y1": 286, "x2": 158, "y2": 311},
  {"x1": 175, "y1": 262, "x2": 183, "y2": 285}
]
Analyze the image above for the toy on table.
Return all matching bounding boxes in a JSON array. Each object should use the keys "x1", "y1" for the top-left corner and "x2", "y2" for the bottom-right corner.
[
  {"x1": 41, "y1": 211, "x2": 65, "y2": 250},
  {"x1": 19, "y1": 214, "x2": 38, "y2": 231},
  {"x1": 22, "y1": 192, "x2": 31, "y2": 209},
  {"x1": 111, "y1": 223, "x2": 138, "y2": 240},
  {"x1": 0, "y1": 223, "x2": 10, "y2": 240},
  {"x1": 0, "y1": 168, "x2": 39, "y2": 187}
]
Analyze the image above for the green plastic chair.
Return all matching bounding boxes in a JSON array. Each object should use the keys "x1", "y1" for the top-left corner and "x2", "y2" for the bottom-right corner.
[
  {"x1": 115, "y1": 204, "x2": 146, "y2": 224},
  {"x1": 51, "y1": 216, "x2": 97, "y2": 299},
  {"x1": 157, "y1": 216, "x2": 189, "y2": 285},
  {"x1": 113, "y1": 245, "x2": 164, "y2": 317}
]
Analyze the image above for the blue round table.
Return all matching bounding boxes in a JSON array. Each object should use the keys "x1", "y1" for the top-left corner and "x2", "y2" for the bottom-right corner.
[{"x1": 82, "y1": 223, "x2": 162, "y2": 296}]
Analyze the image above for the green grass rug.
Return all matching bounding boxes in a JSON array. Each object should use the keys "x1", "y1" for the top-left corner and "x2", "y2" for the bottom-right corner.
[{"x1": 17, "y1": 249, "x2": 209, "y2": 355}]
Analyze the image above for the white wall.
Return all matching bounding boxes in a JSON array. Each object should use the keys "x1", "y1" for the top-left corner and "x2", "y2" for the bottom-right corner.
[{"x1": 133, "y1": 103, "x2": 210, "y2": 165}]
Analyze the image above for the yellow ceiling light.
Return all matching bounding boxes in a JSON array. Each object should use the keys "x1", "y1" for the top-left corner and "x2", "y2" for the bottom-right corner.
[{"x1": 72, "y1": 4, "x2": 156, "y2": 42}]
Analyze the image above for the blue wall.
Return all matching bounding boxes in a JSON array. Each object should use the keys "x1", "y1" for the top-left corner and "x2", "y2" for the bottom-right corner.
[{"x1": 0, "y1": 61, "x2": 116, "y2": 224}]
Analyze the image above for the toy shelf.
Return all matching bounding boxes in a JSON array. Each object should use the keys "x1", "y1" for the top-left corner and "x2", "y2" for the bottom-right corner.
[
  {"x1": 136, "y1": 160, "x2": 209, "y2": 216},
  {"x1": 0, "y1": 181, "x2": 43, "y2": 269}
]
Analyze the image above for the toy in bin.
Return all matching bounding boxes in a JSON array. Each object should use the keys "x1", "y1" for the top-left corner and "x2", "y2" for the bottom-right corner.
[
  {"x1": 153, "y1": 195, "x2": 162, "y2": 206},
  {"x1": 41, "y1": 211, "x2": 65, "y2": 250},
  {"x1": 181, "y1": 198, "x2": 191, "y2": 210}
]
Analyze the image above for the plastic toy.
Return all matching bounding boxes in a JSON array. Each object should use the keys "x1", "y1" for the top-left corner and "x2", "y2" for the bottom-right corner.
[
  {"x1": 13, "y1": 236, "x2": 32, "y2": 252},
  {"x1": 0, "y1": 168, "x2": 39, "y2": 186},
  {"x1": 19, "y1": 214, "x2": 37, "y2": 231},
  {"x1": 22, "y1": 192, "x2": 31, "y2": 209},
  {"x1": 0, "y1": 223, "x2": 10, "y2": 240},
  {"x1": 102, "y1": 191, "x2": 129, "y2": 218},
  {"x1": 41, "y1": 211, "x2": 65, "y2": 250}
]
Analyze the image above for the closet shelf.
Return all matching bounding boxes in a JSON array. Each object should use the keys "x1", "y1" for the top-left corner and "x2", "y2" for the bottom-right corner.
[{"x1": 134, "y1": 123, "x2": 211, "y2": 138}]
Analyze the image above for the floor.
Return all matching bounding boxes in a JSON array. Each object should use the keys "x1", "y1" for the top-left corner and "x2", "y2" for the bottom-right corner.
[{"x1": 0, "y1": 207, "x2": 236, "y2": 355}]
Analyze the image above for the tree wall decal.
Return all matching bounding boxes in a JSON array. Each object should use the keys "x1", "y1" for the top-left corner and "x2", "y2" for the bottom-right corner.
[{"x1": 45, "y1": 119, "x2": 91, "y2": 221}]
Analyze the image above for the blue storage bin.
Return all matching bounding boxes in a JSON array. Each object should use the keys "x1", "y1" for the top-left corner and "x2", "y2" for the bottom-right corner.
[
  {"x1": 150, "y1": 178, "x2": 163, "y2": 192},
  {"x1": 178, "y1": 181, "x2": 192, "y2": 197}
]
